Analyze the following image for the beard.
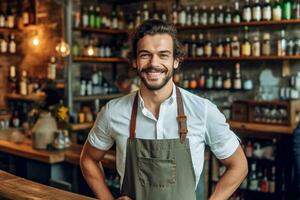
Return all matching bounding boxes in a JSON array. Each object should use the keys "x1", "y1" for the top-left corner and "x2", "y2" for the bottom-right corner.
[{"x1": 137, "y1": 64, "x2": 174, "y2": 91}]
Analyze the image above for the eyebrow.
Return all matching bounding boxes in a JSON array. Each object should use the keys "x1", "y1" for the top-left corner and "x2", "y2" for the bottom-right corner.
[{"x1": 138, "y1": 50, "x2": 172, "y2": 55}]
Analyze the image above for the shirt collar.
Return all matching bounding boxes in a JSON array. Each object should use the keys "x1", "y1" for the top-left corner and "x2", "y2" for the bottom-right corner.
[{"x1": 137, "y1": 84, "x2": 177, "y2": 109}]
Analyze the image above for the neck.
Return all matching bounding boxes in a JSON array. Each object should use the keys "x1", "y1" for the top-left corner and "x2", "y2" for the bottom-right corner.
[{"x1": 140, "y1": 80, "x2": 174, "y2": 118}]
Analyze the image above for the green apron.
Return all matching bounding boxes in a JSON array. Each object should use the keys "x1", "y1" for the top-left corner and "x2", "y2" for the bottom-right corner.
[{"x1": 120, "y1": 87, "x2": 197, "y2": 200}]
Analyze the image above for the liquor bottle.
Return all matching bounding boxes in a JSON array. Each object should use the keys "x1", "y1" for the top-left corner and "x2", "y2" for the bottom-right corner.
[
  {"x1": 241, "y1": 26, "x2": 251, "y2": 56},
  {"x1": 216, "y1": 5, "x2": 224, "y2": 24},
  {"x1": 171, "y1": 4, "x2": 178, "y2": 25},
  {"x1": 178, "y1": 5, "x2": 186, "y2": 26},
  {"x1": 11, "y1": 111, "x2": 20, "y2": 128},
  {"x1": 208, "y1": 6, "x2": 216, "y2": 24},
  {"x1": 277, "y1": 30, "x2": 287, "y2": 56},
  {"x1": 23, "y1": 0, "x2": 30, "y2": 26},
  {"x1": 192, "y1": 5, "x2": 200, "y2": 26},
  {"x1": 111, "y1": 10, "x2": 118, "y2": 29},
  {"x1": 225, "y1": 6, "x2": 232, "y2": 24},
  {"x1": 190, "y1": 34, "x2": 197, "y2": 57},
  {"x1": 20, "y1": 70, "x2": 28, "y2": 96},
  {"x1": 293, "y1": 1, "x2": 300, "y2": 19},
  {"x1": 198, "y1": 68, "x2": 205, "y2": 89},
  {"x1": 47, "y1": 57, "x2": 56, "y2": 80},
  {"x1": 282, "y1": 0, "x2": 292, "y2": 20},
  {"x1": 248, "y1": 162, "x2": 259, "y2": 191},
  {"x1": 263, "y1": 0, "x2": 272, "y2": 21},
  {"x1": 252, "y1": 0, "x2": 262, "y2": 21},
  {"x1": 189, "y1": 73, "x2": 197, "y2": 89},
  {"x1": 9, "y1": 65, "x2": 17, "y2": 93},
  {"x1": 245, "y1": 140, "x2": 253, "y2": 157},
  {"x1": 88, "y1": 5, "x2": 95, "y2": 28},
  {"x1": 8, "y1": 34, "x2": 16, "y2": 54},
  {"x1": 142, "y1": 3, "x2": 149, "y2": 21},
  {"x1": 206, "y1": 67, "x2": 214, "y2": 89},
  {"x1": 214, "y1": 71, "x2": 223, "y2": 89},
  {"x1": 260, "y1": 169, "x2": 269, "y2": 192},
  {"x1": 196, "y1": 33, "x2": 204, "y2": 57},
  {"x1": 243, "y1": 0, "x2": 252, "y2": 22},
  {"x1": 215, "y1": 38, "x2": 224, "y2": 57},
  {"x1": 233, "y1": 1, "x2": 241, "y2": 23},
  {"x1": 224, "y1": 37, "x2": 231, "y2": 57},
  {"x1": 262, "y1": 32, "x2": 271, "y2": 56},
  {"x1": 152, "y1": 3, "x2": 159, "y2": 20},
  {"x1": 200, "y1": 5, "x2": 208, "y2": 25},
  {"x1": 252, "y1": 35, "x2": 261, "y2": 56},
  {"x1": 231, "y1": 35, "x2": 240, "y2": 57},
  {"x1": 0, "y1": 3, "x2": 4, "y2": 28},
  {"x1": 0, "y1": 34, "x2": 8, "y2": 53},
  {"x1": 273, "y1": 0, "x2": 282, "y2": 21},
  {"x1": 6, "y1": 1, "x2": 14, "y2": 28},
  {"x1": 135, "y1": 10, "x2": 141, "y2": 27},
  {"x1": 233, "y1": 63, "x2": 242, "y2": 90},
  {"x1": 268, "y1": 166, "x2": 276, "y2": 193},
  {"x1": 82, "y1": 6, "x2": 88, "y2": 27},
  {"x1": 204, "y1": 34, "x2": 213, "y2": 57},
  {"x1": 95, "y1": 6, "x2": 101, "y2": 29},
  {"x1": 223, "y1": 72, "x2": 232, "y2": 89},
  {"x1": 186, "y1": 6, "x2": 192, "y2": 26}
]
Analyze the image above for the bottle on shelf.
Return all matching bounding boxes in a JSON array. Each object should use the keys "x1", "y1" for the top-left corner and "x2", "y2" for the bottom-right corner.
[
  {"x1": 82, "y1": 6, "x2": 88, "y2": 28},
  {"x1": 198, "y1": 68, "x2": 205, "y2": 89},
  {"x1": 215, "y1": 38, "x2": 224, "y2": 57},
  {"x1": 191, "y1": 5, "x2": 198, "y2": 26},
  {"x1": 248, "y1": 162, "x2": 259, "y2": 191},
  {"x1": 19, "y1": 70, "x2": 28, "y2": 96},
  {"x1": 268, "y1": 166, "x2": 276, "y2": 193},
  {"x1": 88, "y1": 5, "x2": 95, "y2": 28},
  {"x1": 293, "y1": 1, "x2": 300, "y2": 19},
  {"x1": 111, "y1": 10, "x2": 118, "y2": 29},
  {"x1": 216, "y1": 5, "x2": 224, "y2": 24},
  {"x1": 8, "y1": 34, "x2": 16, "y2": 54},
  {"x1": 277, "y1": 29, "x2": 287, "y2": 56},
  {"x1": 231, "y1": 35, "x2": 240, "y2": 57},
  {"x1": 262, "y1": 0, "x2": 272, "y2": 21},
  {"x1": 233, "y1": 1, "x2": 241, "y2": 23},
  {"x1": 178, "y1": 4, "x2": 186, "y2": 26},
  {"x1": 189, "y1": 73, "x2": 197, "y2": 89},
  {"x1": 0, "y1": 3, "x2": 5, "y2": 28},
  {"x1": 6, "y1": 1, "x2": 14, "y2": 28},
  {"x1": 94, "y1": 6, "x2": 101, "y2": 29},
  {"x1": 196, "y1": 33, "x2": 204, "y2": 57},
  {"x1": 200, "y1": 5, "x2": 208, "y2": 25},
  {"x1": 224, "y1": 37, "x2": 231, "y2": 57},
  {"x1": 117, "y1": 10, "x2": 125, "y2": 30},
  {"x1": 186, "y1": 6, "x2": 192, "y2": 26},
  {"x1": 282, "y1": 0, "x2": 292, "y2": 20},
  {"x1": 262, "y1": 32, "x2": 271, "y2": 56},
  {"x1": 171, "y1": 4, "x2": 178, "y2": 25},
  {"x1": 252, "y1": 35, "x2": 261, "y2": 56},
  {"x1": 206, "y1": 67, "x2": 214, "y2": 89},
  {"x1": 204, "y1": 34, "x2": 213, "y2": 57},
  {"x1": 252, "y1": 0, "x2": 262, "y2": 21},
  {"x1": 135, "y1": 10, "x2": 141, "y2": 28},
  {"x1": 241, "y1": 26, "x2": 251, "y2": 56},
  {"x1": 233, "y1": 63, "x2": 242, "y2": 90},
  {"x1": 208, "y1": 6, "x2": 216, "y2": 25},
  {"x1": 214, "y1": 71, "x2": 223, "y2": 89},
  {"x1": 225, "y1": 6, "x2": 232, "y2": 24},
  {"x1": 243, "y1": 0, "x2": 252, "y2": 22},
  {"x1": 223, "y1": 71, "x2": 232, "y2": 89},
  {"x1": 0, "y1": 34, "x2": 8, "y2": 53},
  {"x1": 273, "y1": 0, "x2": 282, "y2": 21},
  {"x1": 189, "y1": 34, "x2": 197, "y2": 57},
  {"x1": 260, "y1": 169, "x2": 269, "y2": 192},
  {"x1": 47, "y1": 56, "x2": 57, "y2": 80},
  {"x1": 142, "y1": 3, "x2": 149, "y2": 22},
  {"x1": 152, "y1": 3, "x2": 159, "y2": 20},
  {"x1": 8, "y1": 65, "x2": 17, "y2": 93},
  {"x1": 23, "y1": 0, "x2": 30, "y2": 27}
]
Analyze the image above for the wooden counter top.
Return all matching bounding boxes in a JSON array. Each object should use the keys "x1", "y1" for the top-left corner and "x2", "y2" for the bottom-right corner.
[
  {"x1": 0, "y1": 170, "x2": 96, "y2": 200},
  {"x1": 0, "y1": 138, "x2": 65, "y2": 164},
  {"x1": 229, "y1": 121, "x2": 296, "y2": 135}
]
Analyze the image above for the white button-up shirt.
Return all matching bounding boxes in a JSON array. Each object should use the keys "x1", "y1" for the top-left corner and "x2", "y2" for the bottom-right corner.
[{"x1": 88, "y1": 84, "x2": 240, "y2": 188}]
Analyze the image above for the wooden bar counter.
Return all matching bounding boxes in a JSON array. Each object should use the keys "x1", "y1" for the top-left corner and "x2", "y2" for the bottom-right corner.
[{"x1": 0, "y1": 170, "x2": 96, "y2": 200}]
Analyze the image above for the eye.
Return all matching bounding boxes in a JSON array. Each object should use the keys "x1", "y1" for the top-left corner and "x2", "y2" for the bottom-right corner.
[
  {"x1": 139, "y1": 53, "x2": 151, "y2": 59},
  {"x1": 159, "y1": 54, "x2": 170, "y2": 59}
]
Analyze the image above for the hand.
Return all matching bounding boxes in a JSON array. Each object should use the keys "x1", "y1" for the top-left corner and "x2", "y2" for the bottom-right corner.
[{"x1": 116, "y1": 196, "x2": 132, "y2": 200}]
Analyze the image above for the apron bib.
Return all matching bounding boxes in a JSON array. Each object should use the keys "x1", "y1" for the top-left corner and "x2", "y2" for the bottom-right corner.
[{"x1": 120, "y1": 87, "x2": 197, "y2": 200}]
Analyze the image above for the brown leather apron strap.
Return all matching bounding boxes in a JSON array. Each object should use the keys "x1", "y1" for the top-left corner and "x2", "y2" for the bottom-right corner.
[
  {"x1": 129, "y1": 93, "x2": 138, "y2": 141},
  {"x1": 176, "y1": 87, "x2": 188, "y2": 143},
  {"x1": 129, "y1": 88, "x2": 188, "y2": 142}
]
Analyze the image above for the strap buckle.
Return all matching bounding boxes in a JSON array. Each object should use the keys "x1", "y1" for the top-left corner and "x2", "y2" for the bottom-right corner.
[{"x1": 177, "y1": 115, "x2": 188, "y2": 143}]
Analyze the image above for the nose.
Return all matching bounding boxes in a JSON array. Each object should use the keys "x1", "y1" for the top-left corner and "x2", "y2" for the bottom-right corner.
[{"x1": 150, "y1": 54, "x2": 160, "y2": 66}]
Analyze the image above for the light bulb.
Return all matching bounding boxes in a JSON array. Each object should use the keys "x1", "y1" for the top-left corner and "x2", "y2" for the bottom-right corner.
[
  {"x1": 87, "y1": 45, "x2": 94, "y2": 56},
  {"x1": 32, "y1": 35, "x2": 39, "y2": 46},
  {"x1": 56, "y1": 40, "x2": 70, "y2": 57}
]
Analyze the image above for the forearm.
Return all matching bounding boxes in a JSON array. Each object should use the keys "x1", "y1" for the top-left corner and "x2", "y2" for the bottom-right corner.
[
  {"x1": 80, "y1": 156, "x2": 114, "y2": 200},
  {"x1": 209, "y1": 164, "x2": 247, "y2": 200}
]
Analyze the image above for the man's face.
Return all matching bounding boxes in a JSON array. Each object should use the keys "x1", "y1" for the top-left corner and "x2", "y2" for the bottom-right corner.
[{"x1": 134, "y1": 33, "x2": 179, "y2": 91}]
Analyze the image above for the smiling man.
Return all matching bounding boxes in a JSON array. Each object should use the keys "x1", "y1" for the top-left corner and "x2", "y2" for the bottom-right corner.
[{"x1": 80, "y1": 19, "x2": 248, "y2": 200}]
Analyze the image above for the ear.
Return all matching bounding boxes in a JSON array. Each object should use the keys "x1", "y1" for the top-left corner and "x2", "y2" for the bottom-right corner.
[{"x1": 173, "y1": 59, "x2": 179, "y2": 69}]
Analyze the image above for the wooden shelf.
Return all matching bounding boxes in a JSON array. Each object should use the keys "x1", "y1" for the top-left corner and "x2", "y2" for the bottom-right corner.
[
  {"x1": 73, "y1": 27, "x2": 129, "y2": 35},
  {"x1": 0, "y1": 28, "x2": 20, "y2": 33},
  {"x1": 73, "y1": 93, "x2": 123, "y2": 102},
  {"x1": 229, "y1": 121, "x2": 296, "y2": 135},
  {"x1": 184, "y1": 55, "x2": 300, "y2": 61},
  {"x1": 70, "y1": 122, "x2": 93, "y2": 131},
  {"x1": 0, "y1": 114, "x2": 11, "y2": 121},
  {"x1": 5, "y1": 93, "x2": 45, "y2": 103},
  {"x1": 177, "y1": 18, "x2": 300, "y2": 30},
  {"x1": 73, "y1": 56, "x2": 129, "y2": 63}
]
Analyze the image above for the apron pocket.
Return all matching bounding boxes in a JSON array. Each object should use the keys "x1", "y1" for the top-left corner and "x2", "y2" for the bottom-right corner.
[{"x1": 138, "y1": 157, "x2": 176, "y2": 188}]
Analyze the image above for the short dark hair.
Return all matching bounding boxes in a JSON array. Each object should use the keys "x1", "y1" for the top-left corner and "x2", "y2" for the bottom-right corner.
[{"x1": 130, "y1": 19, "x2": 185, "y2": 62}]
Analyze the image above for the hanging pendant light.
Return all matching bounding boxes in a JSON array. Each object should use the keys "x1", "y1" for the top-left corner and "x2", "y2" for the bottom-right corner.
[{"x1": 56, "y1": 39, "x2": 70, "y2": 57}]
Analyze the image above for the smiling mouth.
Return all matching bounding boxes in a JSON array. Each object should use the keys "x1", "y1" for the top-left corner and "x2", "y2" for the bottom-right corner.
[{"x1": 141, "y1": 68, "x2": 167, "y2": 80}]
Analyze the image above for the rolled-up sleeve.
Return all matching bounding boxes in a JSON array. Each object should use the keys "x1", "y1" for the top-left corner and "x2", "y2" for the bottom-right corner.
[
  {"x1": 88, "y1": 104, "x2": 114, "y2": 151},
  {"x1": 204, "y1": 100, "x2": 240, "y2": 160}
]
